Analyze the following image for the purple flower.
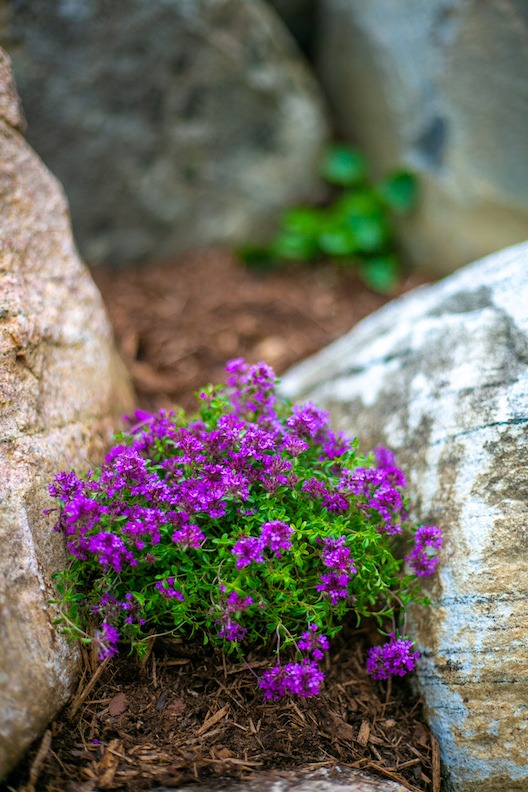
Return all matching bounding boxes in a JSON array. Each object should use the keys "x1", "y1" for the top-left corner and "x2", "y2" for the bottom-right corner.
[
  {"x1": 215, "y1": 588, "x2": 253, "y2": 642},
  {"x1": 321, "y1": 536, "x2": 356, "y2": 574},
  {"x1": 48, "y1": 470, "x2": 84, "y2": 501},
  {"x1": 406, "y1": 525, "x2": 442, "y2": 577},
  {"x1": 258, "y1": 664, "x2": 289, "y2": 700},
  {"x1": 172, "y1": 522, "x2": 206, "y2": 548},
  {"x1": 320, "y1": 430, "x2": 352, "y2": 461},
  {"x1": 373, "y1": 446, "x2": 396, "y2": 468},
  {"x1": 302, "y1": 479, "x2": 348, "y2": 514},
  {"x1": 366, "y1": 635, "x2": 419, "y2": 680},
  {"x1": 155, "y1": 577, "x2": 184, "y2": 600},
  {"x1": 232, "y1": 535, "x2": 265, "y2": 569},
  {"x1": 95, "y1": 623, "x2": 120, "y2": 661},
  {"x1": 282, "y1": 435, "x2": 310, "y2": 456},
  {"x1": 316, "y1": 572, "x2": 351, "y2": 605},
  {"x1": 286, "y1": 402, "x2": 329, "y2": 440},
  {"x1": 298, "y1": 624, "x2": 330, "y2": 660},
  {"x1": 225, "y1": 359, "x2": 278, "y2": 423},
  {"x1": 415, "y1": 525, "x2": 442, "y2": 550},
  {"x1": 260, "y1": 520, "x2": 294, "y2": 556},
  {"x1": 218, "y1": 619, "x2": 247, "y2": 642},
  {"x1": 340, "y1": 465, "x2": 406, "y2": 534},
  {"x1": 87, "y1": 532, "x2": 136, "y2": 573},
  {"x1": 259, "y1": 659, "x2": 325, "y2": 700},
  {"x1": 283, "y1": 659, "x2": 325, "y2": 697}
]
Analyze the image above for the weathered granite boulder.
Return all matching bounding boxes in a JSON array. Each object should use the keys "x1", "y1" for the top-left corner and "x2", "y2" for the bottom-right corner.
[
  {"x1": 316, "y1": 1, "x2": 528, "y2": 275},
  {"x1": 281, "y1": 241, "x2": 528, "y2": 791},
  {"x1": 0, "y1": 49, "x2": 134, "y2": 778},
  {"x1": 0, "y1": 0, "x2": 328, "y2": 266},
  {"x1": 159, "y1": 767, "x2": 408, "y2": 791}
]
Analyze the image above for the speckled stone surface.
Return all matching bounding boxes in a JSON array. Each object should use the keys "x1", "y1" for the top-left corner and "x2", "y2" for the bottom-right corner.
[
  {"x1": 282, "y1": 242, "x2": 528, "y2": 791},
  {"x1": 157, "y1": 766, "x2": 408, "y2": 791},
  {"x1": 0, "y1": 48, "x2": 134, "y2": 778}
]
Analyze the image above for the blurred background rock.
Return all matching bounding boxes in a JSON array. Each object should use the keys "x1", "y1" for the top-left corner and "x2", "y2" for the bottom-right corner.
[{"x1": 1, "y1": 0, "x2": 528, "y2": 274}]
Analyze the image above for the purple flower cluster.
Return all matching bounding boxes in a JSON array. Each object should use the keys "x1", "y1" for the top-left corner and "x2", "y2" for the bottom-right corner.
[
  {"x1": 49, "y1": 358, "x2": 441, "y2": 695},
  {"x1": 215, "y1": 589, "x2": 254, "y2": 642},
  {"x1": 286, "y1": 402, "x2": 329, "y2": 440},
  {"x1": 155, "y1": 577, "x2": 184, "y2": 600},
  {"x1": 316, "y1": 536, "x2": 356, "y2": 605},
  {"x1": 366, "y1": 634, "x2": 419, "y2": 680},
  {"x1": 341, "y1": 449, "x2": 407, "y2": 535},
  {"x1": 406, "y1": 525, "x2": 442, "y2": 577},
  {"x1": 259, "y1": 659, "x2": 325, "y2": 700},
  {"x1": 232, "y1": 520, "x2": 294, "y2": 569},
  {"x1": 94, "y1": 622, "x2": 120, "y2": 661},
  {"x1": 298, "y1": 624, "x2": 330, "y2": 660},
  {"x1": 225, "y1": 358, "x2": 277, "y2": 424},
  {"x1": 172, "y1": 522, "x2": 206, "y2": 548}
]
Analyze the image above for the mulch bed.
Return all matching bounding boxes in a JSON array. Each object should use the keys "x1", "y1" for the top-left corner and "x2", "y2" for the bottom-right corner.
[
  {"x1": 6, "y1": 250, "x2": 440, "y2": 792},
  {"x1": 90, "y1": 249, "x2": 427, "y2": 413},
  {"x1": 9, "y1": 627, "x2": 440, "y2": 792}
]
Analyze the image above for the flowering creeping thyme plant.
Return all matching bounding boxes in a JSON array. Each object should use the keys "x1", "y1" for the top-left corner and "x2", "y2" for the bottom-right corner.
[{"x1": 49, "y1": 359, "x2": 441, "y2": 700}]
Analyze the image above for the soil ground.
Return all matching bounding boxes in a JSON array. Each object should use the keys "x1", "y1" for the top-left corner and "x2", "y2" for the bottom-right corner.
[{"x1": 5, "y1": 250, "x2": 440, "y2": 792}]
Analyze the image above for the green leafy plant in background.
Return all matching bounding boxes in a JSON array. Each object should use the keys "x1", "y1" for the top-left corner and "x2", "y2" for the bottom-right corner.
[{"x1": 239, "y1": 144, "x2": 417, "y2": 294}]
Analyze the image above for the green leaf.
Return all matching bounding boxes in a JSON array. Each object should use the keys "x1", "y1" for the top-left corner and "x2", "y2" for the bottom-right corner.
[
  {"x1": 359, "y1": 256, "x2": 400, "y2": 294},
  {"x1": 281, "y1": 207, "x2": 321, "y2": 236},
  {"x1": 318, "y1": 227, "x2": 357, "y2": 257},
  {"x1": 271, "y1": 232, "x2": 318, "y2": 261},
  {"x1": 320, "y1": 145, "x2": 367, "y2": 186},
  {"x1": 378, "y1": 170, "x2": 417, "y2": 213},
  {"x1": 348, "y1": 215, "x2": 388, "y2": 253}
]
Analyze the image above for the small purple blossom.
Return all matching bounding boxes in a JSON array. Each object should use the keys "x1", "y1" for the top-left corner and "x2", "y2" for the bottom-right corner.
[
  {"x1": 316, "y1": 572, "x2": 351, "y2": 605},
  {"x1": 217, "y1": 619, "x2": 247, "y2": 642},
  {"x1": 155, "y1": 577, "x2": 184, "y2": 600},
  {"x1": 172, "y1": 522, "x2": 206, "y2": 548},
  {"x1": 232, "y1": 535, "x2": 265, "y2": 569},
  {"x1": 215, "y1": 588, "x2": 254, "y2": 642},
  {"x1": 260, "y1": 520, "x2": 294, "y2": 556},
  {"x1": 415, "y1": 525, "x2": 442, "y2": 550},
  {"x1": 321, "y1": 536, "x2": 356, "y2": 574},
  {"x1": 373, "y1": 446, "x2": 396, "y2": 468},
  {"x1": 298, "y1": 624, "x2": 330, "y2": 660},
  {"x1": 366, "y1": 635, "x2": 419, "y2": 680},
  {"x1": 95, "y1": 623, "x2": 120, "y2": 661},
  {"x1": 286, "y1": 402, "x2": 329, "y2": 440},
  {"x1": 406, "y1": 525, "x2": 442, "y2": 577},
  {"x1": 225, "y1": 591, "x2": 254, "y2": 613},
  {"x1": 259, "y1": 659, "x2": 325, "y2": 700},
  {"x1": 87, "y1": 532, "x2": 136, "y2": 573}
]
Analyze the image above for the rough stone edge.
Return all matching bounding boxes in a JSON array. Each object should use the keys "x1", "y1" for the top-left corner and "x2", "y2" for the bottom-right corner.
[
  {"x1": 0, "y1": 47, "x2": 24, "y2": 129},
  {"x1": 280, "y1": 240, "x2": 528, "y2": 400}
]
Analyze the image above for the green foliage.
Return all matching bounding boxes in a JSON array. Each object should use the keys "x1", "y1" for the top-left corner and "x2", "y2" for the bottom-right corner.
[
  {"x1": 239, "y1": 144, "x2": 418, "y2": 294},
  {"x1": 49, "y1": 361, "x2": 436, "y2": 678}
]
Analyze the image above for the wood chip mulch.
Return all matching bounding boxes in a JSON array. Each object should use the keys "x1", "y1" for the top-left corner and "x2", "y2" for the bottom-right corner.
[
  {"x1": 6, "y1": 250, "x2": 440, "y2": 792},
  {"x1": 8, "y1": 626, "x2": 441, "y2": 792},
  {"x1": 90, "y1": 249, "x2": 427, "y2": 414}
]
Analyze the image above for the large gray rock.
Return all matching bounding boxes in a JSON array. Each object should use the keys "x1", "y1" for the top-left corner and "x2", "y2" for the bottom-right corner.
[
  {"x1": 0, "y1": 0, "x2": 328, "y2": 266},
  {"x1": 281, "y1": 241, "x2": 528, "y2": 791},
  {"x1": 159, "y1": 767, "x2": 408, "y2": 791},
  {"x1": 0, "y1": 48, "x2": 134, "y2": 778},
  {"x1": 316, "y1": 1, "x2": 528, "y2": 275}
]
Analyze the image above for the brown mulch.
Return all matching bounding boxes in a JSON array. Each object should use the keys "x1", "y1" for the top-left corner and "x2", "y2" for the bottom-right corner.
[
  {"x1": 8, "y1": 627, "x2": 441, "y2": 792},
  {"x1": 6, "y1": 250, "x2": 441, "y2": 792},
  {"x1": 90, "y1": 249, "x2": 427, "y2": 414}
]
